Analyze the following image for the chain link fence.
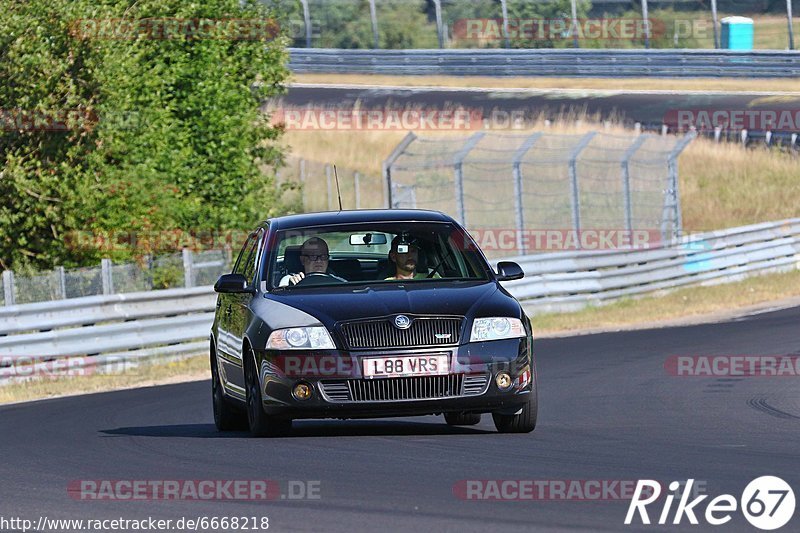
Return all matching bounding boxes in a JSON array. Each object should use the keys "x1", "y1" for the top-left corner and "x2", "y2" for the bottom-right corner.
[
  {"x1": 276, "y1": 156, "x2": 387, "y2": 212},
  {"x1": 276, "y1": 0, "x2": 799, "y2": 51},
  {"x1": 385, "y1": 131, "x2": 694, "y2": 255},
  {"x1": 2, "y1": 250, "x2": 232, "y2": 306}
]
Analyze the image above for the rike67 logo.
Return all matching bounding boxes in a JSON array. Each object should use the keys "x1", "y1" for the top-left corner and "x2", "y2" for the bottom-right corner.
[{"x1": 625, "y1": 477, "x2": 795, "y2": 530}]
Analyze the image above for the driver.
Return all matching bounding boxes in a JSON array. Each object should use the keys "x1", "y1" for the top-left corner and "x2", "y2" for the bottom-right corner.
[{"x1": 279, "y1": 237, "x2": 345, "y2": 286}]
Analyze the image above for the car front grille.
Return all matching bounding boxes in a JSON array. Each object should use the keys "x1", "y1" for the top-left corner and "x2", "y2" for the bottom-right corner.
[
  {"x1": 319, "y1": 373, "x2": 489, "y2": 403},
  {"x1": 339, "y1": 317, "x2": 463, "y2": 350}
]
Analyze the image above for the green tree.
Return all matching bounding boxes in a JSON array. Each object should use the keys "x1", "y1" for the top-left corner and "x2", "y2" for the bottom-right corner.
[{"x1": 0, "y1": 0, "x2": 290, "y2": 271}]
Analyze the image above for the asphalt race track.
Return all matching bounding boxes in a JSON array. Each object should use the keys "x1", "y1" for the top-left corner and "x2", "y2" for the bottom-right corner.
[
  {"x1": 280, "y1": 85, "x2": 800, "y2": 132},
  {"x1": 2, "y1": 306, "x2": 799, "y2": 532}
]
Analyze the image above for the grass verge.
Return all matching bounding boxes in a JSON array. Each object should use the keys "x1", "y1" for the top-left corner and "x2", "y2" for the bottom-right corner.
[
  {"x1": 533, "y1": 268, "x2": 800, "y2": 336},
  {"x1": 0, "y1": 354, "x2": 209, "y2": 405},
  {"x1": 292, "y1": 73, "x2": 800, "y2": 94}
]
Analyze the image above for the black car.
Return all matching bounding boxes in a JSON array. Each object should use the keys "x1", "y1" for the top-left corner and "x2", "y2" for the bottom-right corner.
[{"x1": 211, "y1": 209, "x2": 537, "y2": 437}]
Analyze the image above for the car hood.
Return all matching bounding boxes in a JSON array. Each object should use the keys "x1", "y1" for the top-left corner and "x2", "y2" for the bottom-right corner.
[{"x1": 263, "y1": 280, "x2": 519, "y2": 328}]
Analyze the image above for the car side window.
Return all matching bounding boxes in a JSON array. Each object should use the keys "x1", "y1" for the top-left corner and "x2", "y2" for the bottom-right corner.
[
  {"x1": 233, "y1": 233, "x2": 257, "y2": 276},
  {"x1": 241, "y1": 229, "x2": 264, "y2": 283}
]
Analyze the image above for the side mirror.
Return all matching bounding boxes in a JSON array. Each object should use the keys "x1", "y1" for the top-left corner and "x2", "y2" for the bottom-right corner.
[
  {"x1": 214, "y1": 273, "x2": 255, "y2": 294},
  {"x1": 496, "y1": 261, "x2": 524, "y2": 281}
]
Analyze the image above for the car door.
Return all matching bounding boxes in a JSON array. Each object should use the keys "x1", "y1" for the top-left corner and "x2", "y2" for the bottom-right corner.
[
  {"x1": 216, "y1": 231, "x2": 259, "y2": 399},
  {"x1": 226, "y1": 228, "x2": 265, "y2": 393}
]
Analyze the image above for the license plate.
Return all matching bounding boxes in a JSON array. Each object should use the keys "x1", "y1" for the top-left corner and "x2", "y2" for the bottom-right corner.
[{"x1": 362, "y1": 354, "x2": 449, "y2": 379}]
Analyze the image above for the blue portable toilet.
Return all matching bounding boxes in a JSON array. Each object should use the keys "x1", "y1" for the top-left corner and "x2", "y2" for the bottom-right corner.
[{"x1": 720, "y1": 16, "x2": 754, "y2": 50}]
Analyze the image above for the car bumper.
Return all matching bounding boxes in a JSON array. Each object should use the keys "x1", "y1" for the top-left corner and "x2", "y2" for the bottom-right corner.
[{"x1": 254, "y1": 338, "x2": 534, "y2": 420}]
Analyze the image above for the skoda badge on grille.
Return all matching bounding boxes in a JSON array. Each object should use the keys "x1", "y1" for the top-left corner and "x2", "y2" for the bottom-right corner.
[{"x1": 394, "y1": 315, "x2": 411, "y2": 329}]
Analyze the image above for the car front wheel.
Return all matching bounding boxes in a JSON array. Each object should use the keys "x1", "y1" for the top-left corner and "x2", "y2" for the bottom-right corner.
[
  {"x1": 245, "y1": 349, "x2": 292, "y2": 437},
  {"x1": 492, "y1": 392, "x2": 537, "y2": 434}
]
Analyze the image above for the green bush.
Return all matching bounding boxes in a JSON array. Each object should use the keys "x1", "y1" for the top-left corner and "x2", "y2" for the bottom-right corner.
[{"x1": 0, "y1": 0, "x2": 290, "y2": 271}]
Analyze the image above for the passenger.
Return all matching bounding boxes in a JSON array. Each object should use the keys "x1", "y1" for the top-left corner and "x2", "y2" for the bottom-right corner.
[
  {"x1": 280, "y1": 237, "x2": 345, "y2": 286},
  {"x1": 385, "y1": 235, "x2": 440, "y2": 280}
]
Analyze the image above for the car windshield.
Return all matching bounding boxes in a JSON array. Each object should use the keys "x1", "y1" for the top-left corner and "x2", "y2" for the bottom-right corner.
[{"x1": 266, "y1": 222, "x2": 490, "y2": 289}]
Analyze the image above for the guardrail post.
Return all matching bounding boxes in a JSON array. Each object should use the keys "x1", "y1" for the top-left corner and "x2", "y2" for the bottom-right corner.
[
  {"x1": 453, "y1": 132, "x2": 485, "y2": 226},
  {"x1": 56, "y1": 266, "x2": 66, "y2": 299},
  {"x1": 101, "y1": 259, "x2": 113, "y2": 295},
  {"x1": 568, "y1": 132, "x2": 597, "y2": 247},
  {"x1": 2, "y1": 270, "x2": 15, "y2": 306},
  {"x1": 182, "y1": 249, "x2": 194, "y2": 288},
  {"x1": 512, "y1": 133, "x2": 543, "y2": 255},
  {"x1": 382, "y1": 132, "x2": 417, "y2": 209},
  {"x1": 354, "y1": 172, "x2": 361, "y2": 209},
  {"x1": 621, "y1": 135, "x2": 649, "y2": 234}
]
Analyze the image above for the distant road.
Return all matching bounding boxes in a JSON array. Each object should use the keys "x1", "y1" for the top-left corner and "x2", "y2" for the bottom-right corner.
[{"x1": 281, "y1": 84, "x2": 800, "y2": 131}]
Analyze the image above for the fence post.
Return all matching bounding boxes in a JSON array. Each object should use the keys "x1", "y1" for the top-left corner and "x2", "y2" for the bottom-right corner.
[
  {"x1": 368, "y1": 0, "x2": 380, "y2": 49},
  {"x1": 512, "y1": 133, "x2": 543, "y2": 255},
  {"x1": 570, "y1": 0, "x2": 580, "y2": 48},
  {"x1": 453, "y1": 132, "x2": 485, "y2": 227},
  {"x1": 382, "y1": 132, "x2": 418, "y2": 209},
  {"x1": 788, "y1": 0, "x2": 795, "y2": 50},
  {"x1": 621, "y1": 135, "x2": 649, "y2": 235},
  {"x1": 325, "y1": 164, "x2": 333, "y2": 211},
  {"x1": 56, "y1": 266, "x2": 67, "y2": 299},
  {"x1": 2, "y1": 270, "x2": 15, "y2": 306},
  {"x1": 354, "y1": 172, "x2": 361, "y2": 209},
  {"x1": 300, "y1": 0, "x2": 312, "y2": 48},
  {"x1": 433, "y1": 0, "x2": 444, "y2": 48},
  {"x1": 500, "y1": 0, "x2": 511, "y2": 48},
  {"x1": 568, "y1": 132, "x2": 597, "y2": 247},
  {"x1": 710, "y1": 0, "x2": 719, "y2": 49},
  {"x1": 183, "y1": 248, "x2": 194, "y2": 288},
  {"x1": 641, "y1": 0, "x2": 650, "y2": 49},
  {"x1": 663, "y1": 132, "x2": 696, "y2": 242},
  {"x1": 299, "y1": 158, "x2": 307, "y2": 211},
  {"x1": 101, "y1": 258, "x2": 113, "y2": 295}
]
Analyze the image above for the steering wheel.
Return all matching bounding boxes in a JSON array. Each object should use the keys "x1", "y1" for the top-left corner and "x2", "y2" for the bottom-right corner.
[{"x1": 294, "y1": 272, "x2": 345, "y2": 286}]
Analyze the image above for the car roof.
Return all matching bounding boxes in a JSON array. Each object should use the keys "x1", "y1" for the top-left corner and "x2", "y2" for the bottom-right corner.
[{"x1": 264, "y1": 209, "x2": 455, "y2": 231}]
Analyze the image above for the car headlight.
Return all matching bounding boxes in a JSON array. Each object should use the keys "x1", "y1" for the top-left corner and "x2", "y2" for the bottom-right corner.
[
  {"x1": 267, "y1": 327, "x2": 336, "y2": 350},
  {"x1": 470, "y1": 317, "x2": 525, "y2": 342}
]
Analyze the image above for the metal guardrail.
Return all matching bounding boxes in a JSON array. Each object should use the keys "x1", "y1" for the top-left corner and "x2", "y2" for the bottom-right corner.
[
  {"x1": 1, "y1": 218, "x2": 798, "y2": 383},
  {"x1": 288, "y1": 48, "x2": 800, "y2": 78},
  {"x1": 502, "y1": 218, "x2": 800, "y2": 313}
]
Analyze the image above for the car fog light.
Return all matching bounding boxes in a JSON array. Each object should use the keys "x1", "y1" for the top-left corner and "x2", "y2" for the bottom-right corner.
[
  {"x1": 292, "y1": 382, "x2": 313, "y2": 401},
  {"x1": 495, "y1": 372, "x2": 512, "y2": 391}
]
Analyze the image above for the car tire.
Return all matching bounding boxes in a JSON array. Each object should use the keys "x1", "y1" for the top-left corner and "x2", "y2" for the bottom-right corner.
[
  {"x1": 444, "y1": 412, "x2": 482, "y2": 426},
  {"x1": 211, "y1": 349, "x2": 248, "y2": 432},
  {"x1": 244, "y1": 349, "x2": 292, "y2": 438},
  {"x1": 492, "y1": 392, "x2": 537, "y2": 434}
]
